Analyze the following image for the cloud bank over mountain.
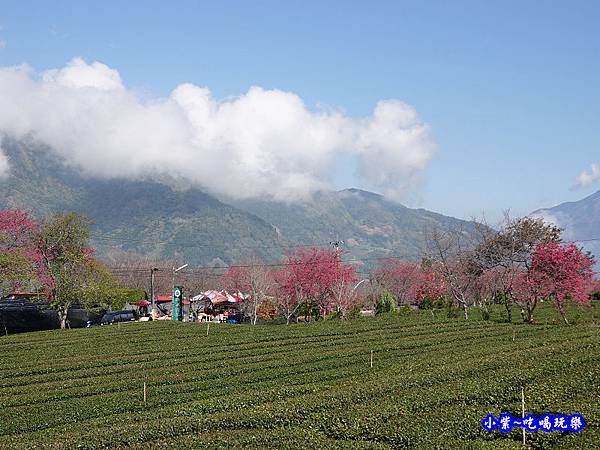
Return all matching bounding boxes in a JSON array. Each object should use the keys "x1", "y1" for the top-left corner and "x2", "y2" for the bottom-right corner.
[
  {"x1": 0, "y1": 58, "x2": 435, "y2": 201},
  {"x1": 575, "y1": 163, "x2": 600, "y2": 188},
  {"x1": 0, "y1": 145, "x2": 8, "y2": 177}
]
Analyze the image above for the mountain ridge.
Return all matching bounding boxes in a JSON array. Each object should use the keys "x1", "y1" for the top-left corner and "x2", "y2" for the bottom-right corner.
[
  {"x1": 0, "y1": 138, "x2": 481, "y2": 267},
  {"x1": 531, "y1": 190, "x2": 600, "y2": 265}
]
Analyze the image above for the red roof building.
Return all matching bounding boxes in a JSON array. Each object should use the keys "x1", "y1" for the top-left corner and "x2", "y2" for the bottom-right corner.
[{"x1": 155, "y1": 295, "x2": 189, "y2": 305}]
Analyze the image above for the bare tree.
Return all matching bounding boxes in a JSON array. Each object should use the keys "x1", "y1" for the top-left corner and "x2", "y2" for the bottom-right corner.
[
  {"x1": 330, "y1": 279, "x2": 363, "y2": 319},
  {"x1": 104, "y1": 250, "x2": 221, "y2": 302},
  {"x1": 371, "y1": 259, "x2": 421, "y2": 306},
  {"x1": 103, "y1": 250, "x2": 174, "y2": 294},
  {"x1": 178, "y1": 269, "x2": 220, "y2": 297},
  {"x1": 245, "y1": 264, "x2": 275, "y2": 325},
  {"x1": 277, "y1": 285, "x2": 307, "y2": 325},
  {"x1": 222, "y1": 258, "x2": 275, "y2": 325},
  {"x1": 470, "y1": 214, "x2": 561, "y2": 322},
  {"x1": 427, "y1": 226, "x2": 479, "y2": 319}
]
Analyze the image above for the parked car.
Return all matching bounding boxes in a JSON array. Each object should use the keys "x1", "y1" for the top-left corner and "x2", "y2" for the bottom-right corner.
[
  {"x1": 100, "y1": 310, "x2": 137, "y2": 326},
  {"x1": 225, "y1": 312, "x2": 245, "y2": 324}
]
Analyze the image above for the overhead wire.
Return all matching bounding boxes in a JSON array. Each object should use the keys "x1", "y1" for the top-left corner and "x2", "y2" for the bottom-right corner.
[
  {"x1": 90, "y1": 232, "x2": 336, "y2": 251},
  {"x1": 107, "y1": 235, "x2": 600, "y2": 278},
  {"x1": 108, "y1": 253, "x2": 418, "y2": 273}
]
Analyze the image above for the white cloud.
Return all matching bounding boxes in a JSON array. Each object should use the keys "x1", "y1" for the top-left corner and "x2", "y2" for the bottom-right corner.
[
  {"x1": 530, "y1": 209, "x2": 561, "y2": 229},
  {"x1": 0, "y1": 145, "x2": 9, "y2": 177},
  {"x1": 0, "y1": 40, "x2": 6, "y2": 49},
  {"x1": 575, "y1": 163, "x2": 600, "y2": 188},
  {"x1": 42, "y1": 58, "x2": 123, "y2": 91},
  {"x1": 531, "y1": 209, "x2": 576, "y2": 241},
  {"x1": 0, "y1": 58, "x2": 436, "y2": 201}
]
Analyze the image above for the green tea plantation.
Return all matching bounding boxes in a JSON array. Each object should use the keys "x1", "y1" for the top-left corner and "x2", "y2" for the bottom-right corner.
[{"x1": 1, "y1": 305, "x2": 599, "y2": 449}]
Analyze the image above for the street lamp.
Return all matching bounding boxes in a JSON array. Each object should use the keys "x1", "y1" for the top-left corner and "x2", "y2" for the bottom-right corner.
[
  {"x1": 353, "y1": 279, "x2": 369, "y2": 292},
  {"x1": 172, "y1": 264, "x2": 188, "y2": 291},
  {"x1": 174, "y1": 264, "x2": 189, "y2": 273}
]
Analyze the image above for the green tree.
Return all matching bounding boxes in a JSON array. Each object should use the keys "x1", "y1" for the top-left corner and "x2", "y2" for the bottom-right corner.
[
  {"x1": 37, "y1": 213, "x2": 128, "y2": 328},
  {"x1": 0, "y1": 250, "x2": 38, "y2": 296},
  {"x1": 375, "y1": 291, "x2": 397, "y2": 315}
]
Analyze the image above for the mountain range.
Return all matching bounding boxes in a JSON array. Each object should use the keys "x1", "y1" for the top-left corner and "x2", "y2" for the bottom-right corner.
[
  {"x1": 532, "y1": 190, "x2": 600, "y2": 264},
  {"x1": 0, "y1": 138, "x2": 492, "y2": 269}
]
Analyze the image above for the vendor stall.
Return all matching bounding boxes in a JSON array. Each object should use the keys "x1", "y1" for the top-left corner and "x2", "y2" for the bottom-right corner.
[{"x1": 190, "y1": 290, "x2": 247, "y2": 322}]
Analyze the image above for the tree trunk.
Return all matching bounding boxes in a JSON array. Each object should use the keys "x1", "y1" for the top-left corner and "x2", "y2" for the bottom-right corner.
[
  {"x1": 522, "y1": 297, "x2": 537, "y2": 324},
  {"x1": 462, "y1": 303, "x2": 468, "y2": 320},
  {"x1": 481, "y1": 304, "x2": 490, "y2": 320},
  {"x1": 556, "y1": 299, "x2": 570, "y2": 325},
  {"x1": 504, "y1": 297, "x2": 512, "y2": 323},
  {"x1": 526, "y1": 304, "x2": 534, "y2": 324},
  {"x1": 58, "y1": 304, "x2": 69, "y2": 330}
]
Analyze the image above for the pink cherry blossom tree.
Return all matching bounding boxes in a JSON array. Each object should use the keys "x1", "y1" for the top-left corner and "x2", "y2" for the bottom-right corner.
[
  {"x1": 513, "y1": 242, "x2": 595, "y2": 324},
  {"x1": 274, "y1": 248, "x2": 356, "y2": 323}
]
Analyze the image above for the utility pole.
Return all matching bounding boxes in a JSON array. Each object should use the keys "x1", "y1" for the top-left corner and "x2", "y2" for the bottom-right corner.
[{"x1": 150, "y1": 268, "x2": 158, "y2": 318}]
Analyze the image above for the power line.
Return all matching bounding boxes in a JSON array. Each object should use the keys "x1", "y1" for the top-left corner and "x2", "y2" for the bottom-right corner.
[
  {"x1": 91, "y1": 225, "x2": 600, "y2": 251},
  {"x1": 108, "y1": 253, "x2": 417, "y2": 274},
  {"x1": 107, "y1": 237, "x2": 600, "y2": 276},
  {"x1": 90, "y1": 233, "x2": 337, "y2": 251},
  {"x1": 104, "y1": 229, "x2": 600, "y2": 278}
]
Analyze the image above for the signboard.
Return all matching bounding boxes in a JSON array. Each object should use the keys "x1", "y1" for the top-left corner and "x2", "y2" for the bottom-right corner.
[{"x1": 172, "y1": 286, "x2": 183, "y2": 321}]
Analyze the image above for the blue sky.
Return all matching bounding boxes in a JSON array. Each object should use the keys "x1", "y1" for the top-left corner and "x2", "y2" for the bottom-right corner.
[{"x1": 0, "y1": 1, "x2": 599, "y2": 222}]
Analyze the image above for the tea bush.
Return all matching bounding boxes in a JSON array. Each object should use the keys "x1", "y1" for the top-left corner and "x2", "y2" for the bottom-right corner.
[{"x1": 0, "y1": 304, "x2": 598, "y2": 449}]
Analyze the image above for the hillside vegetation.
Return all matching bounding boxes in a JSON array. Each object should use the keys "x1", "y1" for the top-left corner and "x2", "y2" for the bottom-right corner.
[
  {"x1": 1, "y1": 304, "x2": 598, "y2": 449},
  {"x1": 0, "y1": 138, "x2": 480, "y2": 266}
]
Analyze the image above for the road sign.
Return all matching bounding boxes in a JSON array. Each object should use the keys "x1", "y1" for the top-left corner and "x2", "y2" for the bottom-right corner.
[{"x1": 172, "y1": 286, "x2": 183, "y2": 321}]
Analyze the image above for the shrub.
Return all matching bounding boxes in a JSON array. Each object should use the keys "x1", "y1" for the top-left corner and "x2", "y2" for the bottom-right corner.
[{"x1": 375, "y1": 291, "x2": 397, "y2": 315}]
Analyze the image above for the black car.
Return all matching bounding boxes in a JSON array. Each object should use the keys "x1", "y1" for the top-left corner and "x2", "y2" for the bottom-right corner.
[{"x1": 100, "y1": 310, "x2": 137, "y2": 325}]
